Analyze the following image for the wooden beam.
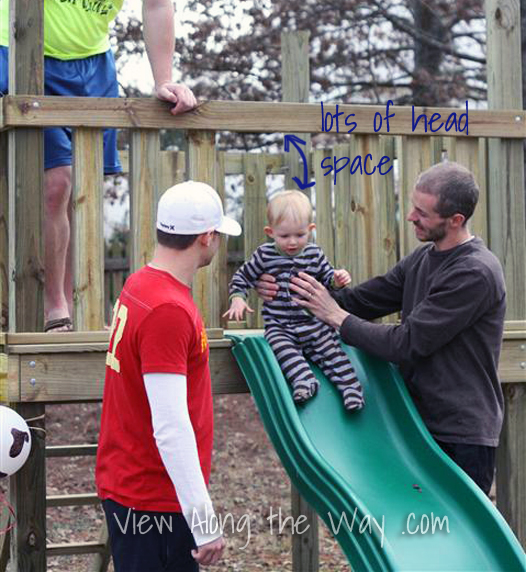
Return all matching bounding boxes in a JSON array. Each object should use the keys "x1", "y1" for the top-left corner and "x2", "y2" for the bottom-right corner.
[
  {"x1": 9, "y1": 343, "x2": 246, "y2": 402},
  {"x1": 3, "y1": 96, "x2": 526, "y2": 138},
  {"x1": 5, "y1": 327, "x2": 223, "y2": 347}
]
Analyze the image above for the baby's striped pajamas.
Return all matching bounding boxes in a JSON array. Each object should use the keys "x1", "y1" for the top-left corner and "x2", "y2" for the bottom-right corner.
[{"x1": 229, "y1": 242, "x2": 364, "y2": 410}]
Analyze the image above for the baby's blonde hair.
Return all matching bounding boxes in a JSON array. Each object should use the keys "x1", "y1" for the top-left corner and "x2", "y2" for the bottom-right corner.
[{"x1": 267, "y1": 190, "x2": 313, "y2": 227}]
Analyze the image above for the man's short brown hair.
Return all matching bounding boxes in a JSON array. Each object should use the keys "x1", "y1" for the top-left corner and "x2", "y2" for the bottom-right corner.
[
  {"x1": 415, "y1": 162, "x2": 479, "y2": 224},
  {"x1": 156, "y1": 229, "x2": 198, "y2": 250}
]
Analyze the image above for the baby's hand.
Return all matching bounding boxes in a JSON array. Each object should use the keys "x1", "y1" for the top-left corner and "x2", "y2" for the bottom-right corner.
[
  {"x1": 223, "y1": 297, "x2": 254, "y2": 321},
  {"x1": 333, "y1": 269, "x2": 352, "y2": 288}
]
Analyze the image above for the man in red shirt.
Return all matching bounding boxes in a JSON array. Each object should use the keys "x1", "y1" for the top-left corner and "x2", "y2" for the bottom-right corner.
[{"x1": 96, "y1": 181, "x2": 241, "y2": 571}]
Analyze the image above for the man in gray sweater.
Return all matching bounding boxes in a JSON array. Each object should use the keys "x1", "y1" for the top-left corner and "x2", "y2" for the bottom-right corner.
[{"x1": 259, "y1": 162, "x2": 506, "y2": 495}]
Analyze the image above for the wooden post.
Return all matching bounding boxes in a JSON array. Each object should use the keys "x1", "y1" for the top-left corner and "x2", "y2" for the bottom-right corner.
[
  {"x1": 7, "y1": 1, "x2": 47, "y2": 570},
  {"x1": 0, "y1": 133, "x2": 7, "y2": 332},
  {"x1": 7, "y1": 0, "x2": 45, "y2": 333},
  {"x1": 486, "y1": 0, "x2": 526, "y2": 547},
  {"x1": 496, "y1": 381, "x2": 526, "y2": 547},
  {"x1": 282, "y1": 30, "x2": 319, "y2": 572},
  {"x1": 186, "y1": 130, "x2": 221, "y2": 327},
  {"x1": 282, "y1": 31, "x2": 312, "y2": 192},
  {"x1": 72, "y1": 128, "x2": 105, "y2": 330},
  {"x1": 486, "y1": 0, "x2": 526, "y2": 320}
]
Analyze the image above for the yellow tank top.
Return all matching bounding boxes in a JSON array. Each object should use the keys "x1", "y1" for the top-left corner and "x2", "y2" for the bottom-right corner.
[{"x1": 0, "y1": 0, "x2": 123, "y2": 60}]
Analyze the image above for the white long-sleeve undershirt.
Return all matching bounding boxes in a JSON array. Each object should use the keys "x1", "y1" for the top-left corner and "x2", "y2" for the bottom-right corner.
[{"x1": 143, "y1": 373, "x2": 222, "y2": 546}]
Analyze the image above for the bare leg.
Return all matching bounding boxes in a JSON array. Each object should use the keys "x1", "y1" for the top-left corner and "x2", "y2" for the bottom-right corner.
[{"x1": 44, "y1": 166, "x2": 72, "y2": 331}]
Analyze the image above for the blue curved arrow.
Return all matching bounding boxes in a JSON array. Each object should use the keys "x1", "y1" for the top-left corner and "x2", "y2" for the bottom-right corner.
[{"x1": 284, "y1": 135, "x2": 315, "y2": 190}]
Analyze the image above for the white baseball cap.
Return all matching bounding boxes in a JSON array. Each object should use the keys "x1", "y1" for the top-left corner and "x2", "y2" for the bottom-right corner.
[{"x1": 156, "y1": 181, "x2": 241, "y2": 236}]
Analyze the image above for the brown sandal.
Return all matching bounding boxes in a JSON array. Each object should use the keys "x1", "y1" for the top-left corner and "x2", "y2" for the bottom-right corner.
[{"x1": 44, "y1": 317, "x2": 73, "y2": 332}]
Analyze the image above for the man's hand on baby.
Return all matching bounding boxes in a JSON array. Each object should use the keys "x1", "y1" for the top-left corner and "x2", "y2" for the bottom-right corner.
[
  {"x1": 333, "y1": 269, "x2": 352, "y2": 288},
  {"x1": 255, "y1": 273, "x2": 278, "y2": 301},
  {"x1": 223, "y1": 297, "x2": 254, "y2": 321}
]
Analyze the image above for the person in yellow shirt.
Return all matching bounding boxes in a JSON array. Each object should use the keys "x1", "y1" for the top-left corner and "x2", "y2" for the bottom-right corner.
[{"x1": 0, "y1": 0, "x2": 197, "y2": 332}]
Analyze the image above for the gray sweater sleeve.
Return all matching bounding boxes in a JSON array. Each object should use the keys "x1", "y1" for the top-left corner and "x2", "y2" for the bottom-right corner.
[
  {"x1": 332, "y1": 259, "x2": 405, "y2": 320},
  {"x1": 340, "y1": 267, "x2": 492, "y2": 363}
]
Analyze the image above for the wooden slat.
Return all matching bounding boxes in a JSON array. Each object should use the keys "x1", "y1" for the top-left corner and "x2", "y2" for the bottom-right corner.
[
  {"x1": 72, "y1": 128, "x2": 105, "y2": 330},
  {"x1": 446, "y1": 137, "x2": 488, "y2": 244},
  {"x1": 47, "y1": 542, "x2": 107, "y2": 557},
  {"x1": 504, "y1": 320, "x2": 526, "y2": 333},
  {"x1": 224, "y1": 152, "x2": 284, "y2": 175},
  {"x1": 46, "y1": 444, "x2": 97, "y2": 457},
  {"x1": 47, "y1": 493, "x2": 99, "y2": 508},
  {"x1": 159, "y1": 150, "x2": 186, "y2": 191},
  {"x1": 333, "y1": 143, "x2": 352, "y2": 270},
  {"x1": 487, "y1": 138, "x2": 526, "y2": 321},
  {"x1": 216, "y1": 153, "x2": 229, "y2": 327},
  {"x1": 129, "y1": 129, "x2": 160, "y2": 272},
  {"x1": 347, "y1": 135, "x2": 397, "y2": 285},
  {"x1": 313, "y1": 148, "x2": 334, "y2": 264},
  {"x1": 397, "y1": 136, "x2": 438, "y2": 257},
  {"x1": 243, "y1": 154, "x2": 267, "y2": 328},
  {"x1": 3, "y1": 96, "x2": 526, "y2": 138},
  {"x1": 187, "y1": 130, "x2": 221, "y2": 327}
]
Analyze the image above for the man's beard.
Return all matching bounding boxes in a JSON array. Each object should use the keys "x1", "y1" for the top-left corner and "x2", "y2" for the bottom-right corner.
[{"x1": 414, "y1": 220, "x2": 448, "y2": 242}]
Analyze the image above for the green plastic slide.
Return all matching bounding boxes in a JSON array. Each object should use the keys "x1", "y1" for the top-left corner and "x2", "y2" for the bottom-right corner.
[{"x1": 229, "y1": 334, "x2": 526, "y2": 571}]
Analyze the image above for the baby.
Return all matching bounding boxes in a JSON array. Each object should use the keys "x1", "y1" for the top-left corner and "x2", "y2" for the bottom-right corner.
[{"x1": 224, "y1": 190, "x2": 364, "y2": 411}]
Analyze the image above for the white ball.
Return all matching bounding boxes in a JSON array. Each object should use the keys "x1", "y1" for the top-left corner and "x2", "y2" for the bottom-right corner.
[{"x1": 0, "y1": 406, "x2": 32, "y2": 477}]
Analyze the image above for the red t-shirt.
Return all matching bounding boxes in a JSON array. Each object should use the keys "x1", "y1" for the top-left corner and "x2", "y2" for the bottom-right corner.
[{"x1": 96, "y1": 266, "x2": 213, "y2": 512}]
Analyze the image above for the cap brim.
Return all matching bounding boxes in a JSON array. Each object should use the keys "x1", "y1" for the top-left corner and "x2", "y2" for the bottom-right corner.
[{"x1": 216, "y1": 216, "x2": 242, "y2": 236}]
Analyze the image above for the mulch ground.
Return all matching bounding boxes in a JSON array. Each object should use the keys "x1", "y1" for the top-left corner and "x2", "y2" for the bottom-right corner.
[{"x1": 3, "y1": 396, "x2": 349, "y2": 571}]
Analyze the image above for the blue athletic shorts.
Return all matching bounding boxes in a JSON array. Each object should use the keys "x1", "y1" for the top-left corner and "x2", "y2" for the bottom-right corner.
[{"x1": 0, "y1": 46, "x2": 122, "y2": 174}]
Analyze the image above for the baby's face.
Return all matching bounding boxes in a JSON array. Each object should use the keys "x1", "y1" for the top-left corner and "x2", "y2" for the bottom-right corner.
[{"x1": 267, "y1": 217, "x2": 314, "y2": 256}]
